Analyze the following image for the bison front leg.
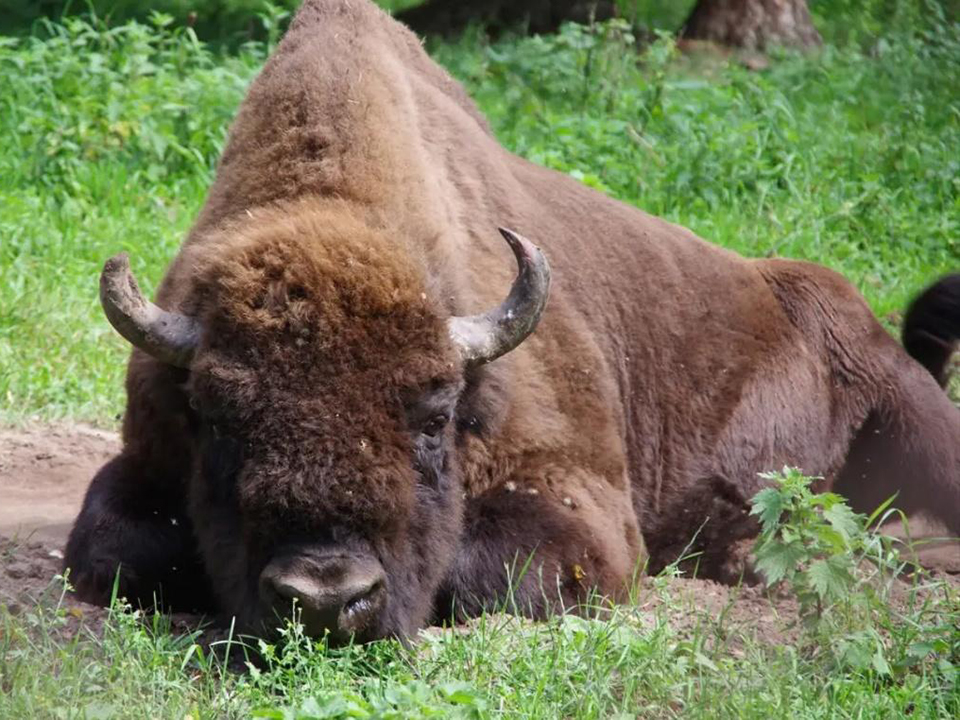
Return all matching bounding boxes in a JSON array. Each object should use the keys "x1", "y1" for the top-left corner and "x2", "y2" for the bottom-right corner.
[
  {"x1": 63, "y1": 454, "x2": 213, "y2": 612},
  {"x1": 436, "y1": 470, "x2": 643, "y2": 621}
]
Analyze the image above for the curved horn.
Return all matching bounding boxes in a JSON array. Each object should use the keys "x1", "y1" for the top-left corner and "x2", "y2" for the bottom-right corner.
[
  {"x1": 448, "y1": 228, "x2": 551, "y2": 367},
  {"x1": 99, "y1": 253, "x2": 200, "y2": 368}
]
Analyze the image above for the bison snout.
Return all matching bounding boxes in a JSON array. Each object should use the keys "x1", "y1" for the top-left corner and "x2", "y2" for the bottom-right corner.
[{"x1": 258, "y1": 553, "x2": 386, "y2": 641}]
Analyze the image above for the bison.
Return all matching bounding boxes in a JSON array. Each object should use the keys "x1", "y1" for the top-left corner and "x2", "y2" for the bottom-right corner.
[{"x1": 64, "y1": 0, "x2": 959, "y2": 642}]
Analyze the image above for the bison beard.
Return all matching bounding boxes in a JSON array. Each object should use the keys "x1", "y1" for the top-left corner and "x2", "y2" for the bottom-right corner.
[{"x1": 64, "y1": 0, "x2": 960, "y2": 643}]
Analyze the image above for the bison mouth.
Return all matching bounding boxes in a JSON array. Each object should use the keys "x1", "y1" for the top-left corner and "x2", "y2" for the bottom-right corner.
[{"x1": 257, "y1": 547, "x2": 388, "y2": 643}]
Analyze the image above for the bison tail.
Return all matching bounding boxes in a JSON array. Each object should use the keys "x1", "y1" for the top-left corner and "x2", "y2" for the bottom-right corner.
[{"x1": 902, "y1": 274, "x2": 960, "y2": 388}]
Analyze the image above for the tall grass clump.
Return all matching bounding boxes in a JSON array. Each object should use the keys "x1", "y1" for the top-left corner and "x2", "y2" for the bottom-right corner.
[{"x1": 0, "y1": 12, "x2": 263, "y2": 421}]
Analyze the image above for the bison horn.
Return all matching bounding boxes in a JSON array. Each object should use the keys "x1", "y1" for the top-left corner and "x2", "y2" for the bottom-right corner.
[
  {"x1": 99, "y1": 253, "x2": 200, "y2": 368},
  {"x1": 448, "y1": 228, "x2": 551, "y2": 367}
]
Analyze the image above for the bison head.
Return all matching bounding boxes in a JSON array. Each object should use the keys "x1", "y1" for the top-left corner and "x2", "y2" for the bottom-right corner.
[{"x1": 98, "y1": 207, "x2": 549, "y2": 642}]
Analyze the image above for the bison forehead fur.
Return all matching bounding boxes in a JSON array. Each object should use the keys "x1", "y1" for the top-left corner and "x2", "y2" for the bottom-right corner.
[
  {"x1": 187, "y1": 208, "x2": 455, "y2": 516},
  {"x1": 64, "y1": 0, "x2": 960, "y2": 642}
]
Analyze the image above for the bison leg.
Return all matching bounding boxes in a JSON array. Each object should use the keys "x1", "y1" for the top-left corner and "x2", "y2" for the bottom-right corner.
[
  {"x1": 434, "y1": 477, "x2": 641, "y2": 622},
  {"x1": 834, "y1": 359, "x2": 960, "y2": 538},
  {"x1": 63, "y1": 455, "x2": 213, "y2": 612},
  {"x1": 643, "y1": 475, "x2": 761, "y2": 584}
]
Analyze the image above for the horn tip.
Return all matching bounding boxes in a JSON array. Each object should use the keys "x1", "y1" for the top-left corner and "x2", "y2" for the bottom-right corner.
[
  {"x1": 497, "y1": 227, "x2": 544, "y2": 261},
  {"x1": 102, "y1": 252, "x2": 132, "y2": 278},
  {"x1": 497, "y1": 226, "x2": 523, "y2": 247},
  {"x1": 100, "y1": 252, "x2": 143, "y2": 317}
]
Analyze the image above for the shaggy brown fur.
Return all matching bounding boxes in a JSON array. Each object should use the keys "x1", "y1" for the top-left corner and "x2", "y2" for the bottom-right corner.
[{"x1": 64, "y1": 0, "x2": 959, "y2": 639}]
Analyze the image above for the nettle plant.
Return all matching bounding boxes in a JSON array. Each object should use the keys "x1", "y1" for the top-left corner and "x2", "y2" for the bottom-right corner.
[
  {"x1": 751, "y1": 467, "x2": 874, "y2": 623},
  {"x1": 749, "y1": 468, "x2": 957, "y2": 676}
]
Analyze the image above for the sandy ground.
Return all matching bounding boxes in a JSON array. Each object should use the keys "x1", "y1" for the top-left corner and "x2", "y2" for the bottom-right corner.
[
  {"x1": 1, "y1": 423, "x2": 957, "y2": 643},
  {"x1": 0, "y1": 424, "x2": 117, "y2": 544}
]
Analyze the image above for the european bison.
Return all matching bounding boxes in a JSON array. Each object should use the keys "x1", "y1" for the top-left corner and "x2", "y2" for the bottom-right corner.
[{"x1": 64, "y1": 0, "x2": 959, "y2": 642}]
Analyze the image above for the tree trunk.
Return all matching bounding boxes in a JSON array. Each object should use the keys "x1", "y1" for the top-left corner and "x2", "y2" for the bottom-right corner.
[
  {"x1": 682, "y1": 0, "x2": 821, "y2": 50},
  {"x1": 395, "y1": 0, "x2": 615, "y2": 37}
]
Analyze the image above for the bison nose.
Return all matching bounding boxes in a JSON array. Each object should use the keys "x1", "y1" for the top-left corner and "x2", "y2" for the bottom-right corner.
[{"x1": 258, "y1": 554, "x2": 386, "y2": 641}]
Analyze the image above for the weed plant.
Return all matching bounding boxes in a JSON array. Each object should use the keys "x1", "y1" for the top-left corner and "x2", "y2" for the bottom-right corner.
[{"x1": 752, "y1": 468, "x2": 958, "y2": 679}]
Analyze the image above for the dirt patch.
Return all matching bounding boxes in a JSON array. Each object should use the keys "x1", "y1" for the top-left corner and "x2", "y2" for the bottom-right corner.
[
  {"x1": 0, "y1": 423, "x2": 118, "y2": 544},
  {"x1": 0, "y1": 423, "x2": 957, "y2": 647},
  {"x1": 0, "y1": 424, "x2": 116, "y2": 638},
  {"x1": 0, "y1": 536, "x2": 110, "y2": 639}
]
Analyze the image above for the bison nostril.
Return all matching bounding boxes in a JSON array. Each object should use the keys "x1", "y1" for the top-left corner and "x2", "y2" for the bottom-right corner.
[
  {"x1": 258, "y1": 555, "x2": 387, "y2": 640},
  {"x1": 339, "y1": 579, "x2": 385, "y2": 632},
  {"x1": 263, "y1": 574, "x2": 318, "y2": 606}
]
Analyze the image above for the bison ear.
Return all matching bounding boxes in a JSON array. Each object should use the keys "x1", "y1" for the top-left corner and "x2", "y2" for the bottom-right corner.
[
  {"x1": 99, "y1": 253, "x2": 200, "y2": 368},
  {"x1": 447, "y1": 228, "x2": 551, "y2": 368}
]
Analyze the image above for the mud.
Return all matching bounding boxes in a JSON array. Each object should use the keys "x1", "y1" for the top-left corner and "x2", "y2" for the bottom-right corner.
[{"x1": 1, "y1": 423, "x2": 957, "y2": 645}]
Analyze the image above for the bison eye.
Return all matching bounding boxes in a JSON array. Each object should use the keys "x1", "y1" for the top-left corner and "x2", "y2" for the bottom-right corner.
[{"x1": 422, "y1": 414, "x2": 448, "y2": 438}]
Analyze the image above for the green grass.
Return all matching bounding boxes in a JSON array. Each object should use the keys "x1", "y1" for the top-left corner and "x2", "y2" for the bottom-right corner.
[
  {"x1": 1, "y1": 3, "x2": 959, "y2": 717},
  {"x1": 8, "y1": 607, "x2": 954, "y2": 718},
  {"x1": 0, "y1": 1, "x2": 424, "y2": 44}
]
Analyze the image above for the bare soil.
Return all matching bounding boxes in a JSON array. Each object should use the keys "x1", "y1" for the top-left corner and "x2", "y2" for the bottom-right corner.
[
  {"x1": 1, "y1": 423, "x2": 957, "y2": 646},
  {"x1": 0, "y1": 423, "x2": 117, "y2": 544}
]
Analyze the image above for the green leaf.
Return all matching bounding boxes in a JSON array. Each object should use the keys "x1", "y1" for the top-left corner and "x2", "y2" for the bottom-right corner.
[
  {"x1": 865, "y1": 493, "x2": 900, "y2": 527},
  {"x1": 439, "y1": 681, "x2": 484, "y2": 706},
  {"x1": 806, "y1": 556, "x2": 854, "y2": 602},
  {"x1": 823, "y1": 502, "x2": 862, "y2": 543},
  {"x1": 907, "y1": 639, "x2": 947, "y2": 660},
  {"x1": 251, "y1": 710, "x2": 286, "y2": 720},
  {"x1": 838, "y1": 635, "x2": 874, "y2": 672},
  {"x1": 872, "y1": 644, "x2": 892, "y2": 676},
  {"x1": 296, "y1": 697, "x2": 327, "y2": 719},
  {"x1": 694, "y1": 651, "x2": 719, "y2": 672},
  {"x1": 755, "y1": 538, "x2": 806, "y2": 585},
  {"x1": 811, "y1": 524, "x2": 848, "y2": 554},
  {"x1": 750, "y1": 487, "x2": 784, "y2": 531}
]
